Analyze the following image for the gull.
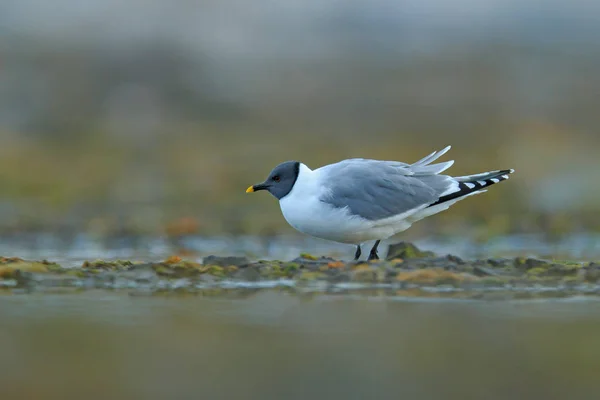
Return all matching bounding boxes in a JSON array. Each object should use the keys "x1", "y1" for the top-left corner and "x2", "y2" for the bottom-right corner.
[{"x1": 246, "y1": 146, "x2": 514, "y2": 261}]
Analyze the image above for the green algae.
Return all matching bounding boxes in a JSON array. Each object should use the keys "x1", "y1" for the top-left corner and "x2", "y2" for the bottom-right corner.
[
  {"x1": 204, "y1": 265, "x2": 226, "y2": 277},
  {"x1": 0, "y1": 243, "x2": 599, "y2": 299},
  {"x1": 82, "y1": 260, "x2": 135, "y2": 272},
  {"x1": 299, "y1": 253, "x2": 318, "y2": 261}
]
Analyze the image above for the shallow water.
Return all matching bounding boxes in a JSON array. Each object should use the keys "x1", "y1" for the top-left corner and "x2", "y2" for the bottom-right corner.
[
  {"x1": 1, "y1": 290, "x2": 600, "y2": 400},
  {"x1": 1, "y1": 233, "x2": 599, "y2": 399}
]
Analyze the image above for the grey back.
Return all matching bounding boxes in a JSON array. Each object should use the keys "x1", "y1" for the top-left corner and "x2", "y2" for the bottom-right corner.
[{"x1": 319, "y1": 159, "x2": 453, "y2": 221}]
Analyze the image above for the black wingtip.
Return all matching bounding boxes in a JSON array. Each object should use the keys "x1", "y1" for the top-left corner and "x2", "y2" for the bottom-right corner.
[{"x1": 427, "y1": 169, "x2": 513, "y2": 208}]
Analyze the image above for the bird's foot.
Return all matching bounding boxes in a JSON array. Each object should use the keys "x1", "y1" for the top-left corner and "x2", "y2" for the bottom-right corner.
[
  {"x1": 367, "y1": 240, "x2": 381, "y2": 261},
  {"x1": 354, "y1": 245, "x2": 362, "y2": 261}
]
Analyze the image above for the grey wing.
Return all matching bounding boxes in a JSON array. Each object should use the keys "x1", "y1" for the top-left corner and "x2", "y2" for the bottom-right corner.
[{"x1": 319, "y1": 148, "x2": 456, "y2": 221}]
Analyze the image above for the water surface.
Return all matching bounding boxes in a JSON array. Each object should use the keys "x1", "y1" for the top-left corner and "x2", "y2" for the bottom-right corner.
[{"x1": 1, "y1": 290, "x2": 599, "y2": 400}]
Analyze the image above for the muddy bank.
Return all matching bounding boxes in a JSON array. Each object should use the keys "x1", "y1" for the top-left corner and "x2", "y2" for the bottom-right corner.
[{"x1": 1, "y1": 242, "x2": 599, "y2": 299}]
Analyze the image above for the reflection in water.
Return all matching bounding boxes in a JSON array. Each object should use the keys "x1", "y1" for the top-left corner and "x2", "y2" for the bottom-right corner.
[{"x1": 1, "y1": 291, "x2": 600, "y2": 400}]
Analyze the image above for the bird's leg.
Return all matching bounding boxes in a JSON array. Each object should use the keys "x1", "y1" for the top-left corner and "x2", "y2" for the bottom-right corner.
[
  {"x1": 354, "y1": 245, "x2": 362, "y2": 261},
  {"x1": 368, "y1": 240, "x2": 381, "y2": 261}
]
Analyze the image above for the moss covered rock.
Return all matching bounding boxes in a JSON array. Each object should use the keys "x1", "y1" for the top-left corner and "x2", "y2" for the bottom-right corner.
[
  {"x1": 386, "y1": 242, "x2": 435, "y2": 260},
  {"x1": 0, "y1": 257, "x2": 60, "y2": 279}
]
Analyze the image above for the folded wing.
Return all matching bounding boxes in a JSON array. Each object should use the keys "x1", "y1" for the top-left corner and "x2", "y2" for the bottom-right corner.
[{"x1": 319, "y1": 147, "x2": 457, "y2": 221}]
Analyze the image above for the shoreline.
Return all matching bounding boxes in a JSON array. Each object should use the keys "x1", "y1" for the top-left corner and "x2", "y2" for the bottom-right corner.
[{"x1": 1, "y1": 242, "x2": 598, "y2": 300}]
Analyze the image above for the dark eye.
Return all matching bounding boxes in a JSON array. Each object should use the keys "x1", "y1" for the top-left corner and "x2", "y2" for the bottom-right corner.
[{"x1": 272, "y1": 175, "x2": 280, "y2": 182}]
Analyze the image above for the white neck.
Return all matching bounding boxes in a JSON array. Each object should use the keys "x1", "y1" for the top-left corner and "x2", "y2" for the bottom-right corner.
[{"x1": 281, "y1": 163, "x2": 315, "y2": 202}]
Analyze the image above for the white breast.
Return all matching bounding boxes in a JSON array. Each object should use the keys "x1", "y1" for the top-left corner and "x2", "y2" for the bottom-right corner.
[{"x1": 278, "y1": 164, "x2": 397, "y2": 244}]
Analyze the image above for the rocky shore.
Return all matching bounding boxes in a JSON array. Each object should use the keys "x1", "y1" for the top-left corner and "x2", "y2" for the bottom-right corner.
[{"x1": 1, "y1": 242, "x2": 599, "y2": 299}]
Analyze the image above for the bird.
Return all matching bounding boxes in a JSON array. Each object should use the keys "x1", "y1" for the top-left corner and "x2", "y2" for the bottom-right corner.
[{"x1": 246, "y1": 146, "x2": 514, "y2": 261}]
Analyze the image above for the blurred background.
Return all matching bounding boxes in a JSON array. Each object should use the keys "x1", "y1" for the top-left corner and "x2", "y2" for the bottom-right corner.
[
  {"x1": 3, "y1": 3, "x2": 600, "y2": 400},
  {"x1": 1, "y1": 0, "x2": 600, "y2": 245}
]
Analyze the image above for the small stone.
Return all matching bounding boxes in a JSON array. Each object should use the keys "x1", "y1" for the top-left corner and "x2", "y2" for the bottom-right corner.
[
  {"x1": 487, "y1": 258, "x2": 511, "y2": 267},
  {"x1": 202, "y1": 256, "x2": 249, "y2": 267},
  {"x1": 445, "y1": 254, "x2": 465, "y2": 265},
  {"x1": 290, "y1": 256, "x2": 334, "y2": 269}
]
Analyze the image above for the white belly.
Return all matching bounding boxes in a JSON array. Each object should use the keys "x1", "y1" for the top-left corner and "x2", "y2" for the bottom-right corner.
[{"x1": 279, "y1": 195, "x2": 408, "y2": 244}]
